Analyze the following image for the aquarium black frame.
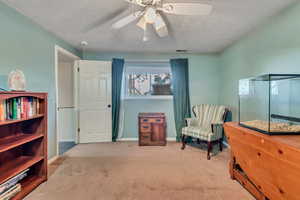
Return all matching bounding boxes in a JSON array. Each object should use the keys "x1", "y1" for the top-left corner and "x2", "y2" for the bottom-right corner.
[{"x1": 238, "y1": 74, "x2": 300, "y2": 135}]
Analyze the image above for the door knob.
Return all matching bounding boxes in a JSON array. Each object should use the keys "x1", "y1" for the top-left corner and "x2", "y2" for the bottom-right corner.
[{"x1": 107, "y1": 105, "x2": 111, "y2": 108}]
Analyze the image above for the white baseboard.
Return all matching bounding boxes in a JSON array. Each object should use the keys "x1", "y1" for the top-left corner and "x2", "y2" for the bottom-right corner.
[
  {"x1": 48, "y1": 155, "x2": 59, "y2": 165},
  {"x1": 167, "y1": 137, "x2": 176, "y2": 141},
  {"x1": 117, "y1": 138, "x2": 138, "y2": 141},
  {"x1": 117, "y1": 137, "x2": 177, "y2": 141},
  {"x1": 59, "y1": 139, "x2": 75, "y2": 142},
  {"x1": 79, "y1": 140, "x2": 113, "y2": 143},
  {"x1": 118, "y1": 137, "x2": 228, "y2": 147}
]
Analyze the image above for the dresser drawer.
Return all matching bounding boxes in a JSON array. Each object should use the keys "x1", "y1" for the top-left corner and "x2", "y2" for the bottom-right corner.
[
  {"x1": 140, "y1": 123, "x2": 151, "y2": 132},
  {"x1": 140, "y1": 118, "x2": 164, "y2": 123},
  {"x1": 140, "y1": 118, "x2": 150, "y2": 123},
  {"x1": 152, "y1": 118, "x2": 164, "y2": 123},
  {"x1": 140, "y1": 133, "x2": 151, "y2": 143}
]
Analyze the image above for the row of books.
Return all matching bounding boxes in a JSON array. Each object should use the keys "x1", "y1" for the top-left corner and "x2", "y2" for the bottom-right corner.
[
  {"x1": 0, "y1": 97, "x2": 40, "y2": 121},
  {"x1": 0, "y1": 169, "x2": 28, "y2": 200}
]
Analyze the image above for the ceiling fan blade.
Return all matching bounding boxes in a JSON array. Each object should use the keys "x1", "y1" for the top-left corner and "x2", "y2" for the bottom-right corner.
[
  {"x1": 161, "y1": 3, "x2": 212, "y2": 16},
  {"x1": 154, "y1": 13, "x2": 168, "y2": 37},
  {"x1": 125, "y1": 0, "x2": 146, "y2": 7},
  {"x1": 152, "y1": 0, "x2": 162, "y2": 5},
  {"x1": 137, "y1": 16, "x2": 147, "y2": 30},
  {"x1": 112, "y1": 11, "x2": 144, "y2": 29},
  {"x1": 83, "y1": 6, "x2": 129, "y2": 32}
]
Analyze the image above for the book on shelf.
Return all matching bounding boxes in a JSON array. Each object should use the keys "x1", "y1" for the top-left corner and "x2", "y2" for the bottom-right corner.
[
  {"x1": 0, "y1": 184, "x2": 21, "y2": 200},
  {"x1": 0, "y1": 97, "x2": 40, "y2": 121},
  {"x1": 12, "y1": 98, "x2": 17, "y2": 120},
  {"x1": 0, "y1": 169, "x2": 28, "y2": 195},
  {"x1": 0, "y1": 101, "x2": 5, "y2": 121}
]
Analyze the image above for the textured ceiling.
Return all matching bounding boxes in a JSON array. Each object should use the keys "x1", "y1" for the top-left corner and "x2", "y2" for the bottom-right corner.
[{"x1": 2, "y1": 0, "x2": 297, "y2": 53}]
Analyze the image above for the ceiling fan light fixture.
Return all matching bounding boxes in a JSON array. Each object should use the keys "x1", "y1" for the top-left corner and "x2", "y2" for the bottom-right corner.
[
  {"x1": 154, "y1": 13, "x2": 168, "y2": 37},
  {"x1": 112, "y1": 0, "x2": 212, "y2": 42},
  {"x1": 137, "y1": 16, "x2": 147, "y2": 30},
  {"x1": 144, "y1": 7, "x2": 157, "y2": 24}
]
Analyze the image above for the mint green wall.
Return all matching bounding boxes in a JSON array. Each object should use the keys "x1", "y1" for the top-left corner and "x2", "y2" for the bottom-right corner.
[
  {"x1": 123, "y1": 99, "x2": 176, "y2": 138},
  {"x1": 0, "y1": 2, "x2": 81, "y2": 159},
  {"x1": 83, "y1": 52, "x2": 220, "y2": 138},
  {"x1": 219, "y1": 2, "x2": 300, "y2": 121}
]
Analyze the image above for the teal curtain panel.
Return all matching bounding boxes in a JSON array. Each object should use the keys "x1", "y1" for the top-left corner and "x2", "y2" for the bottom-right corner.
[
  {"x1": 112, "y1": 58, "x2": 125, "y2": 142},
  {"x1": 170, "y1": 58, "x2": 191, "y2": 142}
]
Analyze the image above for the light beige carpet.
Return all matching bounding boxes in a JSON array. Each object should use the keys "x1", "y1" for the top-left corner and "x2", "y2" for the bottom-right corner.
[{"x1": 26, "y1": 142, "x2": 254, "y2": 200}]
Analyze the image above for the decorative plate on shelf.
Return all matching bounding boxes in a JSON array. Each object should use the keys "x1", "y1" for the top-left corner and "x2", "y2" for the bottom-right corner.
[{"x1": 8, "y1": 69, "x2": 26, "y2": 91}]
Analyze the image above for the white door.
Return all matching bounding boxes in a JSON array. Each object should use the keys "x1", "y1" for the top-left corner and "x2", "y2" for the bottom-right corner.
[{"x1": 78, "y1": 60, "x2": 112, "y2": 143}]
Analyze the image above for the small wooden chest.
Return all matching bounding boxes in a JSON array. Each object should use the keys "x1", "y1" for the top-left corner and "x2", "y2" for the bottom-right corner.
[{"x1": 138, "y1": 113, "x2": 166, "y2": 146}]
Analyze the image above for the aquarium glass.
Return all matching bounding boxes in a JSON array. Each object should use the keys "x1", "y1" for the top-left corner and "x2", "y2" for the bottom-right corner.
[{"x1": 239, "y1": 74, "x2": 300, "y2": 135}]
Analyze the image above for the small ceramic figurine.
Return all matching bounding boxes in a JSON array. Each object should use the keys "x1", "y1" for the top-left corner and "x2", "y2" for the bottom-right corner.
[{"x1": 8, "y1": 69, "x2": 26, "y2": 91}]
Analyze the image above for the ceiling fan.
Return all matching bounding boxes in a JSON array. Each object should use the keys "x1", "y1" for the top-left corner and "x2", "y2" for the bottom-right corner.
[{"x1": 112, "y1": 0, "x2": 213, "y2": 41}]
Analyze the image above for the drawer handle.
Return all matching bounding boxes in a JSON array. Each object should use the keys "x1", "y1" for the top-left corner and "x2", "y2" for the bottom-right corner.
[
  {"x1": 156, "y1": 119, "x2": 161, "y2": 122},
  {"x1": 143, "y1": 119, "x2": 148, "y2": 122},
  {"x1": 143, "y1": 126, "x2": 149, "y2": 129},
  {"x1": 142, "y1": 136, "x2": 149, "y2": 139}
]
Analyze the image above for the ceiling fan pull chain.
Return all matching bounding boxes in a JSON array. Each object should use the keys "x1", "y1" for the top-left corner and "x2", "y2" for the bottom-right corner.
[
  {"x1": 143, "y1": 26, "x2": 149, "y2": 42},
  {"x1": 143, "y1": 29, "x2": 146, "y2": 41}
]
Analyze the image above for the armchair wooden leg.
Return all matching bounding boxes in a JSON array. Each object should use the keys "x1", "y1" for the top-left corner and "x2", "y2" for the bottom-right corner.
[
  {"x1": 219, "y1": 139, "x2": 223, "y2": 152},
  {"x1": 181, "y1": 135, "x2": 186, "y2": 150},
  {"x1": 207, "y1": 141, "x2": 212, "y2": 160}
]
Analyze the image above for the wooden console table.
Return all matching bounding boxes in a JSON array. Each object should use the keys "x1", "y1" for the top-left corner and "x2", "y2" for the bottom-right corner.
[{"x1": 224, "y1": 122, "x2": 300, "y2": 200}]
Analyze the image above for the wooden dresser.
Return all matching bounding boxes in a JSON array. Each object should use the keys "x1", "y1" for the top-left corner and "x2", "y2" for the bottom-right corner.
[
  {"x1": 224, "y1": 122, "x2": 300, "y2": 200},
  {"x1": 138, "y1": 113, "x2": 166, "y2": 146}
]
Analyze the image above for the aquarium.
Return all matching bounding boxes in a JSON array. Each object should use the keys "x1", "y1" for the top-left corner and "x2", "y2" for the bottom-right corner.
[{"x1": 239, "y1": 74, "x2": 300, "y2": 135}]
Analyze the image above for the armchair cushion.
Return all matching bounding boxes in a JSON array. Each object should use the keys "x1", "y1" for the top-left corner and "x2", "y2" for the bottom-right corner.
[
  {"x1": 182, "y1": 126, "x2": 220, "y2": 141},
  {"x1": 185, "y1": 118, "x2": 198, "y2": 127}
]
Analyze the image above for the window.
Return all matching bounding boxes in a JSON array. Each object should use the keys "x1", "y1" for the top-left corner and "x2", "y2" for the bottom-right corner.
[
  {"x1": 126, "y1": 73, "x2": 172, "y2": 96},
  {"x1": 124, "y1": 61, "x2": 172, "y2": 98}
]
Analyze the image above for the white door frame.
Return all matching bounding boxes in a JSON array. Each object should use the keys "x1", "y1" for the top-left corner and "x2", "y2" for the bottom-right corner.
[{"x1": 54, "y1": 45, "x2": 80, "y2": 157}]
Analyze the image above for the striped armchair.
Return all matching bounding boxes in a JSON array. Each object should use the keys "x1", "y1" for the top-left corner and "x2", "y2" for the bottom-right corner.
[{"x1": 181, "y1": 104, "x2": 228, "y2": 160}]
